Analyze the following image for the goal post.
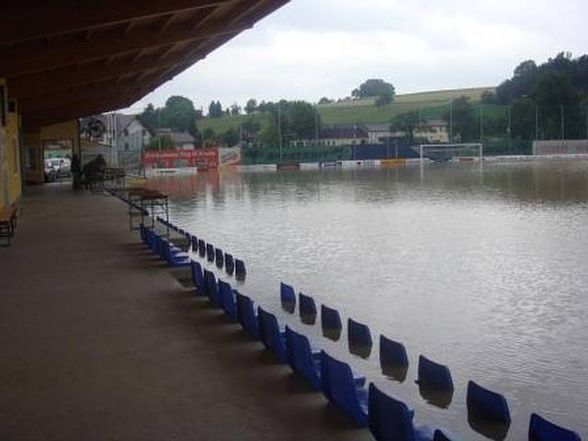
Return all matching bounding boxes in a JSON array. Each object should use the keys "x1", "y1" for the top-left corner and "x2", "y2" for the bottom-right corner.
[{"x1": 418, "y1": 143, "x2": 484, "y2": 162}]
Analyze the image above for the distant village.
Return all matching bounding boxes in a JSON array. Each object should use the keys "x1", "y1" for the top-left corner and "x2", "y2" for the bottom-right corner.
[{"x1": 78, "y1": 112, "x2": 449, "y2": 170}]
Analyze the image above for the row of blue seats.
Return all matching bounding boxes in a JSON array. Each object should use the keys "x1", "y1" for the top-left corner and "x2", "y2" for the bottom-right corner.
[
  {"x1": 189, "y1": 260, "x2": 456, "y2": 440},
  {"x1": 279, "y1": 282, "x2": 581, "y2": 441},
  {"x1": 155, "y1": 217, "x2": 246, "y2": 280}
]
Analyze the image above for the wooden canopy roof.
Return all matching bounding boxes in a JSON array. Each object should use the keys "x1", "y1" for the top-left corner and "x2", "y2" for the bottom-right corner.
[{"x1": 0, "y1": 0, "x2": 289, "y2": 129}]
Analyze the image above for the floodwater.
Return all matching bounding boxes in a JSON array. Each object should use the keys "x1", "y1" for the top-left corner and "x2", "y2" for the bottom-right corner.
[{"x1": 146, "y1": 161, "x2": 588, "y2": 440}]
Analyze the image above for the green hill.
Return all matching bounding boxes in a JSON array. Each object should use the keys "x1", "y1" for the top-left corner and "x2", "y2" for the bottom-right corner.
[{"x1": 198, "y1": 86, "x2": 495, "y2": 133}]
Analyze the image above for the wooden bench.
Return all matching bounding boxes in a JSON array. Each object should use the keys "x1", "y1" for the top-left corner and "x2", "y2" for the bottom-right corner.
[{"x1": 0, "y1": 204, "x2": 18, "y2": 246}]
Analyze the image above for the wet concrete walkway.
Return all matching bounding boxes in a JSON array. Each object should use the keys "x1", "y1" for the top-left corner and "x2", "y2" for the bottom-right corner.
[{"x1": 0, "y1": 185, "x2": 370, "y2": 441}]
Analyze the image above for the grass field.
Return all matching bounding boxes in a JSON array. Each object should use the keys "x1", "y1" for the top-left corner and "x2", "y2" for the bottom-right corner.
[{"x1": 198, "y1": 87, "x2": 495, "y2": 133}]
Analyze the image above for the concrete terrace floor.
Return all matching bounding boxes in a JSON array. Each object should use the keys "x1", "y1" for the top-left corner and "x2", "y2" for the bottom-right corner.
[{"x1": 0, "y1": 184, "x2": 372, "y2": 441}]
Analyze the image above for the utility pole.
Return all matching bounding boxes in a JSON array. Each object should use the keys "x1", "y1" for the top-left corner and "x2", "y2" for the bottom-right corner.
[
  {"x1": 480, "y1": 103, "x2": 484, "y2": 143},
  {"x1": 158, "y1": 110, "x2": 162, "y2": 152},
  {"x1": 507, "y1": 105, "x2": 512, "y2": 154},
  {"x1": 535, "y1": 105, "x2": 539, "y2": 140},
  {"x1": 278, "y1": 104, "x2": 283, "y2": 162},
  {"x1": 560, "y1": 104, "x2": 565, "y2": 140},
  {"x1": 449, "y1": 101, "x2": 453, "y2": 143},
  {"x1": 314, "y1": 104, "x2": 319, "y2": 161}
]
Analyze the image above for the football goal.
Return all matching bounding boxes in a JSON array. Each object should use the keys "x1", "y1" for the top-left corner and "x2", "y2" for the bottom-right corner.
[{"x1": 418, "y1": 143, "x2": 483, "y2": 162}]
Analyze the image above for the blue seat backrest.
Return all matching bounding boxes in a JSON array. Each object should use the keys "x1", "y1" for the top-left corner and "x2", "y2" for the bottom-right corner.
[
  {"x1": 348, "y1": 318, "x2": 373, "y2": 347},
  {"x1": 417, "y1": 355, "x2": 454, "y2": 391},
  {"x1": 235, "y1": 259, "x2": 246, "y2": 280},
  {"x1": 280, "y1": 282, "x2": 296, "y2": 312},
  {"x1": 320, "y1": 351, "x2": 368, "y2": 427},
  {"x1": 203, "y1": 270, "x2": 220, "y2": 305},
  {"x1": 529, "y1": 413, "x2": 581, "y2": 441},
  {"x1": 467, "y1": 381, "x2": 511, "y2": 424},
  {"x1": 299, "y1": 292, "x2": 317, "y2": 317},
  {"x1": 321, "y1": 305, "x2": 342, "y2": 331},
  {"x1": 225, "y1": 253, "x2": 234, "y2": 275},
  {"x1": 285, "y1": 326, "x2": 320, "y2": 391},
  {"x1": 215, "y1": 248, "x2": 224, "y2": 268},
  {"x1": 434, "y1": 429, "x2": 460, "y2": 441},
  {"x1": 235, "y1": 291, "x2": 259, "y2": 338},
  {"x1": 380, "y1": 335, "x2": 409, "y2": 368},
  {"x1": 257, "y1": 306, "x2": 286, "y2": 361},
  {"x1": 368, "y1": 383, "x2": 415, "y2": 441},
  {"x1": 190, "y1": 260, "x2": 205, "y2": 291},
  {"x1": 191, "y1": 235, "x2": 198, "y2": 252},
  {"x1": 206, "y1": 243, "x2": 214, "y2": 262},
  {"x1": 218, "y1": 280, "x2": 237, "y2": 321},
  {"x1": 198, "y1": 239, "x2": 206, "y2": 257}
]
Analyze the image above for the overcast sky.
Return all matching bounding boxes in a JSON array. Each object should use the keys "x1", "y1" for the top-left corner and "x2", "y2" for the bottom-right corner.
[{"x1": 129, "y1": 0, "x2": 588, "y2": 113}]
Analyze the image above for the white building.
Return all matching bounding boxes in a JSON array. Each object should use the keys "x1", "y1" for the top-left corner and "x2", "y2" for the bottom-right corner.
[{"x1": 80, "y1": 113, "x2": 151, "y2": 169}]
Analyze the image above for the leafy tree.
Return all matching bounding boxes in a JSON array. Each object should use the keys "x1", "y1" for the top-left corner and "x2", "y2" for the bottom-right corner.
[
  {"x1": 137, "y1": 103, "x2": 158, "y2": 132},
  {"x1": 245, "y1": 99, "x2": 258, "y2": 114},
  {"x1": 202, "y1": 127, "x2": 216, "y2": 141},
  {"x1": 353, "y1": 79, "x2": 396, "y2": 99},
  {"x1": 390, "y1": 111, "x2": 423, "y2": 144},
  {"x1": 146, "y1": 134, "x2": 175, "y2": 150},
  {"x1": 230, "y1": 103, "x2": 241, "y2": 116},
  {"x1": 318, "y1": 97, "x2": 333, "y2": 105},
  {"x1": 162, "y1": 95, "x2": 198, "y2": 136},
  {"x1": 375, "y1": 91, "x2": 393, "y2": 108},
  {"x1": 443, "y1": 96, "x2": 478, "y2": 142},
  {"x1": 221, "y1": 128, "x2": 240, "y2": 147},
  {"x1": 208, "y1": 101, "x2": 223, "y2": 118},
  {"x1": 510, "y1": 97, "x2": 535, "y2": 140}
]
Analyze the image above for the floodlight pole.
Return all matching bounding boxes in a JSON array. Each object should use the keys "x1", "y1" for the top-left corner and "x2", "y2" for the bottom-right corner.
[
  {"x1": 449, "y1": 101, "x2": 453, "y2": 143},
  {"x1": 535, "y1": 105, "x2": 539, "y2": 140},
  {"x1": 480, "y1": 103, "x2": 484, "y2": 143},
  {"x1": 278, "y1": 104, "x2": 283, "y2": 161},
  {"x1": 560, "y1": 104, "x2": 565, "y2": 140}
]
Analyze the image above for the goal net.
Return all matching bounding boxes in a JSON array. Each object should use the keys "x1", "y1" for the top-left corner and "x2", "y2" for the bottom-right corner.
[{"x1": 418, "y1": 143, "x2": 483, "y2": 162}]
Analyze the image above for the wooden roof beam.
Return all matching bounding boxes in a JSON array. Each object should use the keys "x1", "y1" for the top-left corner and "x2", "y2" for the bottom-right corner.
[
  {"x1": 0, "y1": 19, "x2": 248, "y2": 78},
  {"x1": 0, "y1": 0, "x2": 231, "y2": 45},
  {"x1": 8, "y1": 48, "x2": 190, "y2": 99}
]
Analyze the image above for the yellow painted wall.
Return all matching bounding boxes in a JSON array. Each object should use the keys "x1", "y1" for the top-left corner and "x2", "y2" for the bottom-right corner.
[
  {"x1": 6, "y1": 101, "x2": 22, "y2": 204},
  {"x1": 0, "y1": 77, "x2": 22, "y2": 209}
]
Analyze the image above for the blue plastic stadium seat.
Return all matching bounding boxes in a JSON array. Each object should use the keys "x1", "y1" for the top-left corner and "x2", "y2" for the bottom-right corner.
[
  {"x1": 320, "y1": 351, "x2": 368, "y2": 427},
  {"x1": 203, "y1": 270, "x2": 221, "y2": 307},
  {"x1": 218, "y1": 280, "x2": 237, "y2": 322},
  {"x1": 190, "y1": 235, "x2": 198, "y2": 252},
  {"x1": 190, "y1": 260, "x2": 205, "y2": 295},
  {"x1": 417, "y1": 355, "x2": 454, "y2": 391},
  {"x1": 215, "y1": 248, "x2": 224, "y2": 268},
  {"x1": 380, "y1": 335, "x2": 409, "y2": 368},
  {"x1": 225, "y1": 253, "x2": 234, "y2": 275},
  {"x1": 433, "y1": 429, "x2": 462, "y2": 441},
  {"x1": 529, "y1": 413, "x2": 581, "y2": 441},
  {"x1": 206, "y1": 243, "x2": 215, "y2": 262},
  {"x1": 257, "y1": 306, "x2": 288, "y2": 363},
  {"x1": 348, "y1": 318, "x2": 373, "y2": 358},
  {"x1": 466, "y1": 381, "x2": 511, "y2": 424},
  {"x1": 368, "y1": 383, "x2": 436, "y2": 441},
  {"x1": 299, "y1": 292, "x2": 317, "y2": 323},
  {"x1": 280, "y1": 282, "x2": 296, "y2": 313},
  {"x1": 285, "y1": 326, "x2": 321, "y2": 391},
  {"x1": 321, "y1": 305, "x2": 342, "y2": 340},
  {"x1": 162, "y1": 239, "x2": 191, "y2": 267},
  {"x1": 235, "y1": 291, "x2": 259, "y2": 338},
  {"x1": 197, "y1": 239, "x2": 205, "y2": 257},
  {"x1": 235, "y1": 259, "x2": 246, "y2": 280}
]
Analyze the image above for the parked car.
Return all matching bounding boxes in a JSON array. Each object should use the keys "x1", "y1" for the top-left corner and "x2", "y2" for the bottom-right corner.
[{"x1": 44, "y1": 159, "x2": 59, "y2": 182}]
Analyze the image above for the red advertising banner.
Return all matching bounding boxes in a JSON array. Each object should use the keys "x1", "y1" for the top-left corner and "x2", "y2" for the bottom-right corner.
[{"x1": 143, "y1": 148, "x2": 219, "y2": 169}]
